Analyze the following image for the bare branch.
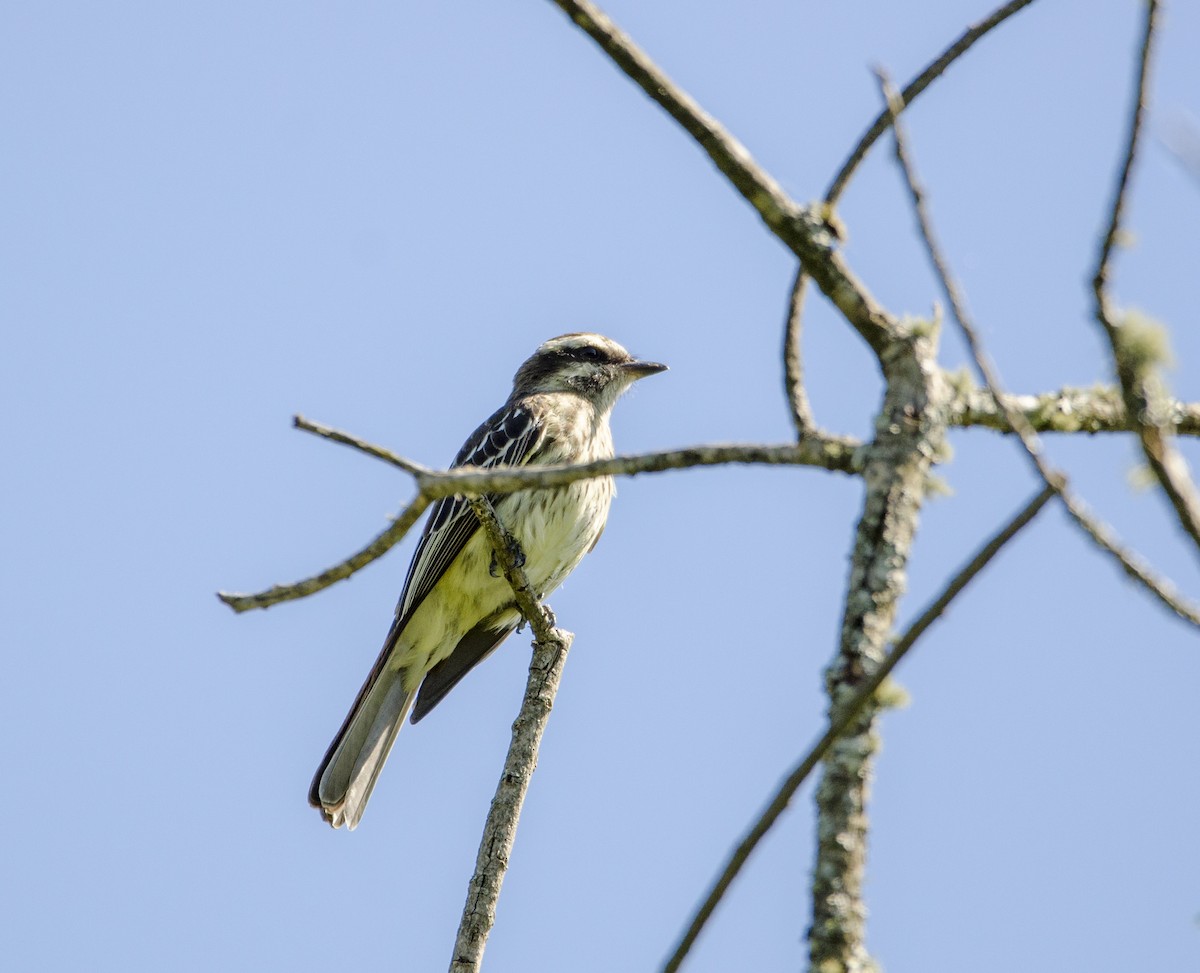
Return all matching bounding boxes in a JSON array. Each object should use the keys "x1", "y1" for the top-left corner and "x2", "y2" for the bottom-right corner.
[
  {"x1": 546, "y1": 0, "x2": 797, "y2": 239},
  {"x1": 663, "y1": 485, "x2": 1055, "y2": 973},
  {"x1": 945, "y1": 380, "x2": 1200, "y2": 437},
  {"x1": 216, "y1": 494, "x2": 431, "y2": 612},
  {"x1": 782, "y1": 268, "x2": 816, "y2": 437},
  {"x1": 293, "y1": 414, "x2": 431, "y2": 476},
  {"x1": 416, "y1": 439, "x2": 861, "y2": 498},
  {"x1": 1092, "y1": 0, "x2": 1157, "y2": 302},
  {"x1": 878, "y1": 67, "x2": 1200, "y2": 628},
  {"x1": 825, "y1": 0, "x2": 1040, "y2": 205},
  {"x1": 1089, "y1": 1, "x2": 1200, "y2": 552},
  {"x1": 449, "y1": 498, "x2": 572, "y2": 973}
]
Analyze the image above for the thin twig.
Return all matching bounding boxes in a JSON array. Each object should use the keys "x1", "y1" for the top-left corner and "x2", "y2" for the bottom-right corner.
[
  {"x1": 782, "y1": 267, "x2": 815, "y2": 438},
  {"x1": 1089, "y1": 0, "x2": 1200, "y2": 553},
  {"x1": 662, "y1": 485, "x2": 1055, "y2": 973},
  {"x1": 293, "y1": 414, "x2": 431, "y2": 476},
  {"x1": 1092, "y1": 0, "x2": 1157, "y2": 300},
  {"x1": 878, "y1": 68, "x2": 1200, "y2": 627},
  {"x1": 449, "y1": 497, "x2": 573, "y2": 973},
  {"x1": 825, "y1": 0, "x2": 1039, "y2": 205},
  {"x1": 216, "y1": 493, "x2": 431, "y2": 612}
]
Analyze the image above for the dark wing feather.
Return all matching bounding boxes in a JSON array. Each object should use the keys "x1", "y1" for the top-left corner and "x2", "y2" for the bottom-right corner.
[
  {"x1": 394, "y1": 403, "x2": 543, "y2": 627},
  {"x1": 410, "y1": 620, "x2": 516, "y2": 723}
]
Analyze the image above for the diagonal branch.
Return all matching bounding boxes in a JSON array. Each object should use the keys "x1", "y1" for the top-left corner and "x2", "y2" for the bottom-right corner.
[
  {"x1": 878, "y1": 68, "x2": 1200, "y2": 627},
  {"x1": 546, "y1": 0, "x2": 896, "y2": 358},
  {"x1": 1089, "y1": 0, "x2": 1200, "y2": 553},
  {"x1": 449, "y1": 497, "x2": 573, "y2": 973},
  {"x1": 216, "y1": 493, "x2": 432, "y2": 613},
  {"x1": 293, "y1": 414, "x2": 431, "y2": 476},
  {"x1": 825, "y1": 0, "x2": 1040, "y2": 205},
  {"x1": 662, "y1": 484, "x2": 1055, "y2": 973}
]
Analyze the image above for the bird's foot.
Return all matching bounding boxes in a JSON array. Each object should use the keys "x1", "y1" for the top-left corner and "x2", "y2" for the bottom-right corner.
[{"x1": 505, "y1": 535, "x2": 527, "y2": 569}]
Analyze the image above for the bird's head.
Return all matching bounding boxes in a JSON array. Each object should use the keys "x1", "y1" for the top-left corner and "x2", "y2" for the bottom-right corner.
[{"x1": 512, "y1": 333, "x2": 667, "y2": 411}]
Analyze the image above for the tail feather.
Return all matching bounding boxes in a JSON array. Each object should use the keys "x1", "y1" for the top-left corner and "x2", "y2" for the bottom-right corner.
[{"x1": 310, "y1": 660, "x2": 415, "y2": 830}]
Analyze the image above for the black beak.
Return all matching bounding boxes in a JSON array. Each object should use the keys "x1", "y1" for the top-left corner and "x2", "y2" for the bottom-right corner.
[{"x1": 622, "y1": 359, "x2": 668, "y2": 379}]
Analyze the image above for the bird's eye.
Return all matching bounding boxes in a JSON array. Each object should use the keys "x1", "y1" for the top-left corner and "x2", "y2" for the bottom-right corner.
[{"x1": 576, "y1": 346, "x2": 602, "y2": 362}]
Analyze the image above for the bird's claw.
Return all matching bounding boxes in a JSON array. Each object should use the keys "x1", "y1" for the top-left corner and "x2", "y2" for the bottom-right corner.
[{"x1": 506, "y1": 535, "x2": 527, "y2": 569}]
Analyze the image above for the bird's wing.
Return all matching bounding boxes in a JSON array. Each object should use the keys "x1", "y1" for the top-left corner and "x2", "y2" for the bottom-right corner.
[{"x1": 394, "y1": 402, "x2": 545, "y2": 626}]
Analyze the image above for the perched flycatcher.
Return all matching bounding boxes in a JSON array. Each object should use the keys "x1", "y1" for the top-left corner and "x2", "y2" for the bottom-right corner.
[{"x1": 310, "y1": 333, "x2": 666, "y2": 829}]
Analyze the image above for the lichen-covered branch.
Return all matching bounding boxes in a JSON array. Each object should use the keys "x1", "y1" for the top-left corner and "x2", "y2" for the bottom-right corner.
[
  {"x1": 448, "y1": 498, "x2": 572, "y2": 973},
  {"x1": 945, "y1": 379, "x2": 1200, "y2": 436},
  {"x1": 809, "y1": 327, "x2": 945, "y2": 973}
]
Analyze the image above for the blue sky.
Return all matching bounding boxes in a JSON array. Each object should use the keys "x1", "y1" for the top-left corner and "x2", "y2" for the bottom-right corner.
[{"x1": 4, "y1": 2, "x2": 1199, "y2": 971}]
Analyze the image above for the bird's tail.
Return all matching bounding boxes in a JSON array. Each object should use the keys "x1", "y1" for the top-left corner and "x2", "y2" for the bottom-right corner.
[{"x1": 309, "y1": 649, "x2": 415, "y2": 830}]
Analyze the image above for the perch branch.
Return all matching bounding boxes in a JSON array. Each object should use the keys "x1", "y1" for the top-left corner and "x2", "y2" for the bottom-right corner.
[
  {"x1": 449, "y1": 497, "x2": 572, "y2": 973},
  {"x1": 218, "y1": 423, "x2": 863, "y2": 611}
]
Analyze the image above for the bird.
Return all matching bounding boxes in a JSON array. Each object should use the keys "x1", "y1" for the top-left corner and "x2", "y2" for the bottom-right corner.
[{"x1": 310, "y1": 332, "x2": 667, "y2": 829}]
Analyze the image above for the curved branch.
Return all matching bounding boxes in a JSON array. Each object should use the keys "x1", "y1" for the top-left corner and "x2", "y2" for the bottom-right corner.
[{"x1": 782, "y1": 268, "x2": 816, "y2": 437}]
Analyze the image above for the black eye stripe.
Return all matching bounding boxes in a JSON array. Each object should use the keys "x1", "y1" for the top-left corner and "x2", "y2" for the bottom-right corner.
[{"x1": 562, "y1": 345, "x2": 606, "y2": 363}]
